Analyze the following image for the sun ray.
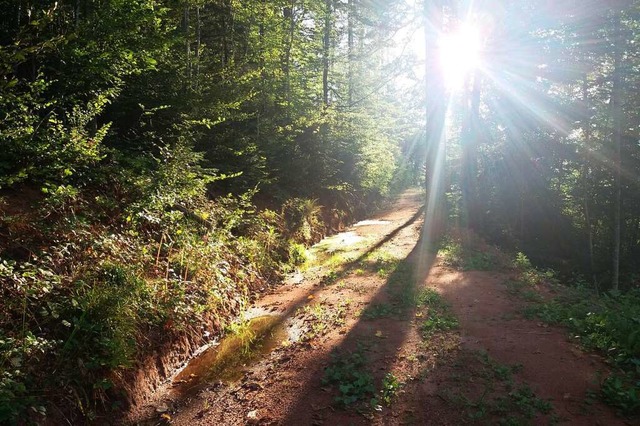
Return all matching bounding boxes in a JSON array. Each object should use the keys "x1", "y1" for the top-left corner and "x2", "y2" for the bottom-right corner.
[{"x1": 438, "y1": 23, "x2": 482, "y2": 90}]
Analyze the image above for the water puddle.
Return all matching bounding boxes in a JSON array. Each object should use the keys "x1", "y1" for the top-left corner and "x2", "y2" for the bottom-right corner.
[
  {"x1": 170, "y1": 316, "x2": 287, "y2": 397},
  {"x1": 315, "y1": 231, "x2": 365, "y2": 251},
  {"x1": 353, "y1": 219, "x2": 391, "y2": 227}
]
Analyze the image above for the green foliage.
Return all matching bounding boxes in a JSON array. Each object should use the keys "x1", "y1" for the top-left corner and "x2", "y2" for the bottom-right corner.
[
  {"x1": 322, "y1": 347, "x2": 375, "y2": 407},
  {"x1": 601, "y1": 374, "x2": 640, "y2": 415},
  {"x1": 438, "y1": 238, "x2": 496, "y2": 271},
  {"x1": 0, "y1": 333, "x2": 56, "y2": 423},
  {"x1": 361, "y1": 303, "x2": 398, "y2": 320},
  {"x1": 361, "y1": 250, "x2": 402, "y2": 278},
  {"x1": 0, "y1": 182, "x2": 306, "y2": 420},
  {"x1": 528, "y1": 288, "x2": 640, "y2": 415},
  {"x1": 513, "y1": 252, "x2": 532, "y2": 270},
  {"x1": 287, "y1": 243, "x2": 308, "y2": 267},
  {"x1": 416, "y1": 289, "x2": 459, "y2": 338},
  {"x1": 0, "y1": 0, "x2": 417, "y2": 421},
  {"x1": 378, "y1": 372, "x2": 401, "y2": 407},
  {"x1": 441, "y1": 351, "x2": 554, "y2": 425},
  {"x1": 300, "y1": 300, "x2": 350, "y2": 340},
  {"x1": 281, "y1": 198, "x2": 324, "y2": 245},
  {"x1": 63, "y1": 264, "x2": 147, "y2": 370}
]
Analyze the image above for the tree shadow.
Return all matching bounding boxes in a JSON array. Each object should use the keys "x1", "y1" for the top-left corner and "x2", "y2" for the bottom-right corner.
[
  {"x1": 135, "y1": 203, "x2": 427, "y2": 424},
  {"x1": 280, "y1": 227, "x2": 438, "y2": 425}
]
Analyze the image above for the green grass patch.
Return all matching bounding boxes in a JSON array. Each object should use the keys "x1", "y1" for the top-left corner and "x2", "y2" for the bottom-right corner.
[
  {"x1": 300, "y1": 300, "x2": 350, "y2": 340},
  {"x1": 361, "y1": 303, "x2": 399, "y2": 320},
  {"x1": 438, "y1": 238, "x2": 496, "y2": 271},
  {"x1": 512, "y1": 252, "x2": 639, "y2": 417},
  {"x1": 440, "y1": 351, "x2": 554, "y2": 425},
  {"x1": 416, "y1": 289, "x2": 459, "y2": 338},
  {"x1": 360, "y1": 250, "x2": 402, "y2": 278},
  {"x1": 322, "y1": 347, "x2": 376, "y2": 407},
  {"x1": 322, "y1": 347, "x2": 403, "y2": 410},
  {"x1": 526, "y1": 287, "x2": 640, "y2": 416}
]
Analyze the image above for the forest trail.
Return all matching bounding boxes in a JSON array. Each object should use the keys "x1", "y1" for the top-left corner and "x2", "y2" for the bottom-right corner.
[{"x1": 134, "y1": 189, "x2": 624, "y2": 425}]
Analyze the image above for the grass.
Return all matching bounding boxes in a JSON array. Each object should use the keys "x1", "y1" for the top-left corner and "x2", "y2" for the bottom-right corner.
[
  {"x1": 299, "y1": 300, "x2": 351, "y2": 340},
  {"x1": 322, "y1": 346, "x2": 403, "y2": 411},
  {"x1": 525, "y1": 288, "x2": 640, "y2": 416},
  {"x1": 415, "y1": 289, "x2": 459, "y2": 338},
  {"x1": 378, "y1": 372, "x2": 402, "y2": 406},
  {"x1": 511, "y1": 252, "x2": 640, "y2": 418},
  {"x1": 438, "y1": 351, "x2": 555, "y2": 425},
  {"x1": 360, "y1": 249, "x2": 402, "y2": 278},
  {"x1": 0, "y1": 189, "x2": 316, "y2": 423},
  {"x1": 322, "y1": 346, "x2": 376, "y2": 408},
  {"x1": 438, "y1": 237, "x2": 497, "y2": 271},
  {"x1": 360, "y1": 303, "x2": 399, "y2": 320}
]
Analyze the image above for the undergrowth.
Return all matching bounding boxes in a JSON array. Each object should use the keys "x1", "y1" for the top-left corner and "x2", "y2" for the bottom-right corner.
[
  {"x1": 513, "y1": 253, "x2": 640, "y2": 417},
  {"x1": 440, "y1": 351, "x2": 555, "y2": 425},
  {"x1": 322, "y1": 345, "x2": 402, "y2": 410},
  {"x1": 0, "y1": 156, "x2": 327, "y2": 423},
  {"x1": 416, "y1": 288, "x2": 459, "y2": 338},
  {"x1": 438, "y1": 234, "x2": 499, "y2": 271}
]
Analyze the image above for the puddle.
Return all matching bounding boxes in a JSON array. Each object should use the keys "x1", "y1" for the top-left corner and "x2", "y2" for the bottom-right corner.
[
  {"x1": 315, "y1": 231, "x2": 364, "y2": 250},
  {"x1": 171, "y1": 316, "x2": 287, "y2": 396},
  {"x1": 285, "y1": 270, "x2": 304, "y2": 285},
  {"x1": 353, "y1": 219, "x2": 391, "y2": 227}
]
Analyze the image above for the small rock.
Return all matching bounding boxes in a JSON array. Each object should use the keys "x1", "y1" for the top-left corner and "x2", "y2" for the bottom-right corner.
[
  {"x1": 155, "y1": 403, "x2": 169, "y2": 413},
  {"x1": 247, "y1": 410, "x2": 260, "y2": 424}
]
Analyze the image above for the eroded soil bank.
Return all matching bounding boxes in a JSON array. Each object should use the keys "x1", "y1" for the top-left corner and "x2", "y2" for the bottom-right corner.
[{"x1": 130, "y1": 189, "x2": 626, "y2": 425}]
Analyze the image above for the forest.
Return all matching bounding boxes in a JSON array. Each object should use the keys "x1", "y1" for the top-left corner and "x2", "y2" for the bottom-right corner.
[{"x1": 0, "y1": 0, "x2": 639, "y2": 424}]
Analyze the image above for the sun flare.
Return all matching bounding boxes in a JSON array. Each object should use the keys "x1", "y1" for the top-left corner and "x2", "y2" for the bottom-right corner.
[{"x1": 438, "y1": 24, "x2": 482, "y2": 90}]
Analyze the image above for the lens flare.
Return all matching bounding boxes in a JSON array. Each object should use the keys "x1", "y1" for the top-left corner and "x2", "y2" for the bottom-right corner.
[{"x1": 439, "y1": 24, "x2": 482, "y2": 90}]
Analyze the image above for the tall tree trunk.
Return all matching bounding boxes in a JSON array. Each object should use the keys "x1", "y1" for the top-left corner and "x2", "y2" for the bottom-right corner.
[
  {"x1": 195, "y1": 6, "x2": 201, "y2": 84},
  {"x1": 221, "y1": 0, "x2": 228, "y2": 66},
  {"x1": 17, "y1": 0, "x2": 21, "y2": 31},
  {"x1": 610, "y1": 8, "x2": 624, "y2": 291},
  {"x1": 581, "y1": 77, "x2": 598, "y2": 291},
  {"x1": 283, "y1": 0, "x2": 296, "y2": 112},
  {"x1": 461, "y1": 71, "x2": 480, "y2": 230},
  {"x1": 322, "y1": 0, "x2": 332, "y2": 107},
  {"x1": 184, "y1": 5, "x2": 191, "y2": 85},
  {"x1": 424, "y1": 0, "x2": 447, "y2": 241},
  {"x1": 347, "y1": 0, "x2": 354, "y2": 105},
  {"x1": 74, "y1": 0, "x2": 80, "y2": 28}
]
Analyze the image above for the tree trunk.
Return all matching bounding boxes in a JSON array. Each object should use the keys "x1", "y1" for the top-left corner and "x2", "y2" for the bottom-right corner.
[
  {"x1": 610, "y1": 8, "x2": 624, "y2": 291},
  {"x1": 283, "y1": 0, "x2": 296, "y2": 112},
  {"x1": 322, "y1": 0, "x2": 332, "y2": 107},
  {"x1": 461, "y1": 71, "x2": 480, "y2": 230},
  {"x1": 222, "y1": 0, "x2": 229, "y2": 66},
  {"x1": 347, "y1": 0, "x2": 354, "y2": 105},
  {"x1": 184, "y1": 6, "x2": 191, "y2": 85},
  {"x1": 195, "y1": 6, "x2": 201, "y2": 84},
  {"x1": 423, "y1": 0, "x2": 447, "y2": 241},
  {"x1": 581, "y1": 77, "x2": 598, "y2": 290}
]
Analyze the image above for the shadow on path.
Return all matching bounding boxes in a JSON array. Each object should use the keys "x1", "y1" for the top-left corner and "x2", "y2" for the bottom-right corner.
[{"x1": 281, "y1": 230, "x2": 436, "y2": 425}]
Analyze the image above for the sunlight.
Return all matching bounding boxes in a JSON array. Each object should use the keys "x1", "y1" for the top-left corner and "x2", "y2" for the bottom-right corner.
[{"x1": 438, "y1": 24, "x2": 482, "y2": 90}]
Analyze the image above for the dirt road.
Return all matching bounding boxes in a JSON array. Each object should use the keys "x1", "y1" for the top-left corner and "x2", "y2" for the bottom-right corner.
[{"x1": 134, "y1": 189, "x2": 623, "y2": 425}]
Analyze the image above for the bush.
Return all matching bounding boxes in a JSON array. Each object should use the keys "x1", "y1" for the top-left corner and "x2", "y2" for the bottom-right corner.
[{"x1": 281, "y1": 198, "x2": 324, "y2": 245}]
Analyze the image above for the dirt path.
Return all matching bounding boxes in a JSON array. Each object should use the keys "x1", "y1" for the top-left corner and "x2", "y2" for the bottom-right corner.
[{"x1": 133, "y1": 189, "x2": 625, "y2": 425}]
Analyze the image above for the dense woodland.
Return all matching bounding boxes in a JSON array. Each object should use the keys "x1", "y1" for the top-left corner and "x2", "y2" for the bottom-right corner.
[{"x1": 0, "y1": 0, "x2": 639, "y2": 422}]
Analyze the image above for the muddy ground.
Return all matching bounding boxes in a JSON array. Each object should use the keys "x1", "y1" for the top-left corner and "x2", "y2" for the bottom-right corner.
[{"x1": 129, "y1": 189, "x2": 627, "y2": 425}]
